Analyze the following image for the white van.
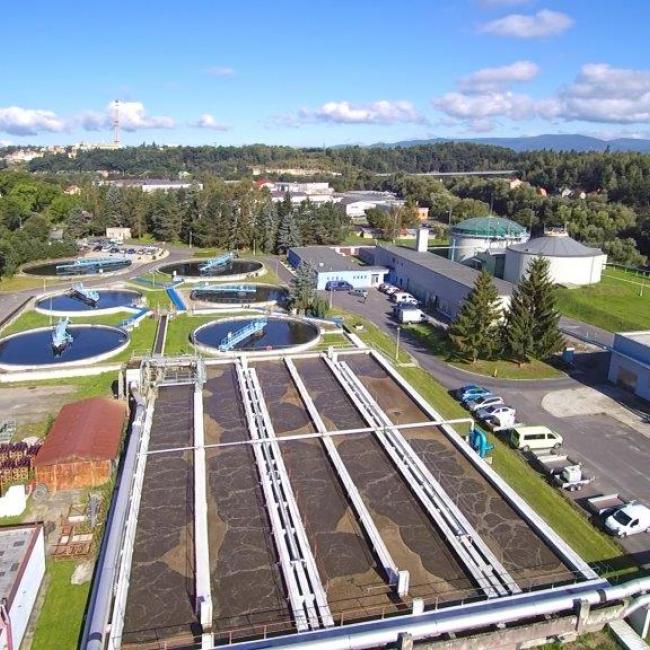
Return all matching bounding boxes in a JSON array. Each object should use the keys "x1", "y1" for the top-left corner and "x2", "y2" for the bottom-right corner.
[
  {"x1": 509, "y1": 425, "x2": 563, "y2": 452},
  {"x1": 398, "y1": 307, "x2": 426, "y2": 324}
]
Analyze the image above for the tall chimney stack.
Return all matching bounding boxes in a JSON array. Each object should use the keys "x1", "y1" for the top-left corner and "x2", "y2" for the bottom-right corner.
[{"x1": 416, "y1": 227, "x2": 429, "y2": 253}]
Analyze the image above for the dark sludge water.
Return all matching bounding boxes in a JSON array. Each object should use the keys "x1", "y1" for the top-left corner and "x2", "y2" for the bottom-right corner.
[
  {"x1": 159, "y1": 260, "x2": 263, "y2": 278},
  {"x1": 193, "y1": 318, "x2": 318, "y2": 352},
  {"x1": 36, "y1": 289, "x2": 142, "y2": 312},
  {"x1": 0, "y1": 325, "x2": 128, "y2": 366}
]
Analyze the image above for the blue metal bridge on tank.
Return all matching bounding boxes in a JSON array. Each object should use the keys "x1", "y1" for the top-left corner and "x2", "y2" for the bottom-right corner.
[
  {"x1": 51, "y1": 317, "x2": 73, "y2": 351},
  {"x1": 70, "y1": 283, "x2": 100, "y2": 306},
  {"x1": 198, "y1": 252, "x2": 234, "y2": 275},
  {"x1": 219, "y1": 318, "x2": 267, "y2": 352},
  {"x1": 196, "y1": 283, "x2": 256, "y2": 294},
  {"x1": 56, "y1": 257, "x2": 129, "y2": 274}
]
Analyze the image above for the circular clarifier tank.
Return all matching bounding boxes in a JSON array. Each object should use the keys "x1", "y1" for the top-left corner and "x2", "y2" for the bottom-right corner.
[
  {"x1": 159, "y1": 259, "x2": 264, "y2": 280},
  {"x1": 23, "y1": 258, "x2": 132, "y2": 277},
  {"x1": 192, "y1": 316, "x2": 319, "y2": 355},
  {"x1": 0, "y1": 325, "x2": 129, "y2": 370},
  {"x1": 190, "y1": 284, "x2": 288, "y2": 306},
  {"x1": 35, "y1": 289, "x2": 142, "y2": 315}
]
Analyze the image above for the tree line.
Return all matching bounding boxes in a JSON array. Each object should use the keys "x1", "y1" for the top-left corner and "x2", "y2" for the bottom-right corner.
[{"x1": 0, "y1": 170, "x2": 350, "y2": 277}]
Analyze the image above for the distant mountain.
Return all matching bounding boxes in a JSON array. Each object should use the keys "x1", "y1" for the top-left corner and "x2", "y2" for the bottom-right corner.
[{"x1": 368, "y1": 134, "x2": 650, "y2": 153}]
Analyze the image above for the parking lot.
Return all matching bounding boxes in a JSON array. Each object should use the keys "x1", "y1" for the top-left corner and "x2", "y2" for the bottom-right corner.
[{"x1": 321, "y1": 284, "x2": 650, "y2": 567}]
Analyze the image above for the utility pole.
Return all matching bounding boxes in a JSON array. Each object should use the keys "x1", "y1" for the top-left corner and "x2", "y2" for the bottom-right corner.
[{"x1": 189, "y1": 230, "x2": 193, "y2": 248}]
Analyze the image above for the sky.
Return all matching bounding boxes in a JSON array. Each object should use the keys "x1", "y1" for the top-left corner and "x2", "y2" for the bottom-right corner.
[{"x1": 2, "y1": 0, "x2": 650, "y2": 147}]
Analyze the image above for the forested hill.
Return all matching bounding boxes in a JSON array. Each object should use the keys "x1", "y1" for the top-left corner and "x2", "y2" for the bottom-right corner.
[{"x1": 25, "y1": 142, "x2": 518, "y2": 177}]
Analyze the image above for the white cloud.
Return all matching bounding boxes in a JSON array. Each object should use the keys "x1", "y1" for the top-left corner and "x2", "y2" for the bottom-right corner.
[
  {"x1": 81, "y1": 101, "x2": 175, "y2": 131},
  {"x1": 541, "y1": 64, "x2": 650, "y2": 124},
  {"x1": 435, "y1": 91, "x2": 535, "y2": 123},
  {"x1": 479, "y1": 9, "x2": 573, "y2": 38},
  {"x1": 207, "y1": 66, "x2": 235, "y2": 77},
  {"x1": 191, "y1": 113, "x2": 229, "y2": 131},
  {"x1": 295, "y1": 100, "x2": 426, "y2": 125},
  {"x1": 459, "y1": 60, "x2": 539, "y2": 92},
  {"x1": 0, "y1": 106, "x2": 67, "y2": 136},
  {"x1": 0, "y1": 139, "x2": 12, "y2": 146}
]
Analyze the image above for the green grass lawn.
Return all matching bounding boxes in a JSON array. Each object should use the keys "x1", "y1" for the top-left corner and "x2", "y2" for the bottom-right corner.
[
  {"x1": 404, "y1": 322, "x2": 562, "y2": 380},
  {"x1": 164, "y1": 313, "x2": 226, "y2": 355},
  {"x1": 31, "y1": 560, "x2": 91, "y2": 650},
  {"x1": 2, "y1": 309, "x2": 158, "y2": 361},
  {"x1": 331, "y1": 308, "x2": 411, "y2": 363},
  {"x1": 556, "y1": 266, "x2": 650, "y2": 332}
]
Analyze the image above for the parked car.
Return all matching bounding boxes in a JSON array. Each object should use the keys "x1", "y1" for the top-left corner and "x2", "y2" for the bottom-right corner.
[
  {"x1": 379, "y1": 283, "x2": 393, "y2": 293},
  {"x1": 476, "y1": 404, "x2": 515, "y2": 421},
  {"x1": 509, "y1": 425, "x2": 563, "y2": 452},
  {"x1": 391, "y1": 291, "x2": 416, "y2": 304},
  {"x1": 455, "y1": 385, "x2": 490, "y2": 402},
  {"x1": 325, "y1": 280, "x2": 353, "y2": 291},
  {"x1": 465, "y1": 394, "x2": 504, "y2": 413},
  {"x1": 349, "y1": 288, "x2": 368, "y2": 298},
  {"x1": 384, "y1": 286, "x2": 399, "y2": 296},
  {"x1": 604, "y1": 503, "x2": 650, "y2": 537}
]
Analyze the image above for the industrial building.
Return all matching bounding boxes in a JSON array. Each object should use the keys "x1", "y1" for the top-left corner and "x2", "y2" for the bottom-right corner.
[
  {"x1": 368, "y1": 230, "x2": 512, "y2": 318},
  {"x1": 0, "y1": 523, "x2": 46, "y2": 650},
  {"x1": 288, "y1": 246, "x2": 388, "y2": 289},
  {"x1": 449, "y1": 216, "x2": 529, "y2": 264},
  {"x1": 608, "y1": 331, "x2": 650, "y2": 401},
  {"x1": 83, "y1": 351, "x2": 611, "y2": 650},
  {"x1": 504, "y1": 230, "x2": 607, "y2": 286},
  {"x1": 33, "y1": 397, "x2": 126, "y2": 492}
]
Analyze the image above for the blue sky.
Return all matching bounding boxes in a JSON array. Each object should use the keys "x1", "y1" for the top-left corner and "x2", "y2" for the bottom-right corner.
[{"x1": 2, "y1": 0, "x2": 650, "y2": 146}]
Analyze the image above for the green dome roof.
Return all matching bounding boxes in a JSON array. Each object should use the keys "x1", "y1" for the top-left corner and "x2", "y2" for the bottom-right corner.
[{"x1": 451, "y1": 216, "x2": 528, "y2": 239}]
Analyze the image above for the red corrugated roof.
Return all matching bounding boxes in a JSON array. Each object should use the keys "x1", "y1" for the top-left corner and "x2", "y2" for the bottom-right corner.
[{"x1": 34, "y1": 397, "x2": 126, "y2": 467}]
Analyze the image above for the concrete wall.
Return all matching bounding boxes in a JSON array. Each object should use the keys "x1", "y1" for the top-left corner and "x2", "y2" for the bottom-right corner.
[
  {"x1": 6, "y1": 527, "x2": 46, "y2": 650},
  {"x1": 504, "y1": 250, "x2": 606, "y2": 286},
  {"x1": 608, "y1": 333, "x2": 650, "y2": 401},
  {"x1": 314, "y1": 269, "x2": 386, "y2": 290}
]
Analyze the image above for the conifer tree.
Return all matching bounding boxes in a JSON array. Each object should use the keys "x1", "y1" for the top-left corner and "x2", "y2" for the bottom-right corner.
[
  {"x1": 276, "y1": 210, "x2": 301, "y2": 253},
  {"x1": 289, "y1": 262, "x2": 317, "y2": 313},
  {"x1": 503, "y1": 257, "x2": 564, "y2": 362},
  {"x1": 448, "y1": 269, "x2": 502, "y2": 362}
]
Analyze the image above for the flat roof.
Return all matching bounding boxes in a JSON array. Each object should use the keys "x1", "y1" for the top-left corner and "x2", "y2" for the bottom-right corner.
[
  {"x1": 619, "y1": 330, "x2": 650, "y2": 346},
  {"x1": 0, "y1": 524, "x2": 41, "y2": 607},
  {"x1": 379, "y1": 244, "x2": 513, "y2": 296},
  {"x1": 290, "y1": 246, "x2": 386, "y2": 273}
]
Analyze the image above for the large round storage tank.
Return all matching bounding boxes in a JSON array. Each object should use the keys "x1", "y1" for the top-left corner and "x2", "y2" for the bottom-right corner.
[
  {"x1": 504, "y1": 232, "x2": 607, "y2": 286},
  {"x1": 449, "y1": 216, "x2": 529, "y2": 263}
]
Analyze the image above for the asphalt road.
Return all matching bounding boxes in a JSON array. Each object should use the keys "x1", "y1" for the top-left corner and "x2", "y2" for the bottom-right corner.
[{"x1": 312, "y1": 282, "x2": 650, "y2": 568}]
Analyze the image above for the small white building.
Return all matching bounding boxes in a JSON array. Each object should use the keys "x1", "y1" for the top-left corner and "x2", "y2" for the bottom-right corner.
[
  {"x1": 0, "y1": 524, "x2": 46, "y2": 650},
  {"x1": 106, "y1": 227, "x2": 132, "y2": 242},
  {"x1": 337, "y1": 191, "x2": 404, "y2": 219},
  {"x1": 608, "y1": 331, "x2": 650, "y2": 401},
  {"x1": 504, "y1": 231, "x2": 606, "y2": 286}
]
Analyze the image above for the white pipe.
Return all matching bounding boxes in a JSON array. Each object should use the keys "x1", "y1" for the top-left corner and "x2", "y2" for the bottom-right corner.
[
  {"x1": 622, "y1": 592, "x2": 650, "y2": 618},
  {"x1": 213, "y1": 577, "x2": 650, "y2": 650},
  {"x1": 82, "y1": 384, "x2": 146, "y2": 650}
]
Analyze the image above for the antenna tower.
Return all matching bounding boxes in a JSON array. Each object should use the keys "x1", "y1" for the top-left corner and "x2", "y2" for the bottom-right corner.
[{"x1": 112, "y1": 100, "x2": 121, "y2": 147}]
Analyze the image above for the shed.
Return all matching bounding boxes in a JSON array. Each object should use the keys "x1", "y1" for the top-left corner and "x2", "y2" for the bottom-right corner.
[{"x1": 34, "y1": 397, "x2": 126, "y2": 492}]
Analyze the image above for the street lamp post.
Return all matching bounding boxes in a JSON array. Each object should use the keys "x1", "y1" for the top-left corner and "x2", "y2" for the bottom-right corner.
[{"x1": 395, "y1": 325, "x2": 401, "y2": 361}]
